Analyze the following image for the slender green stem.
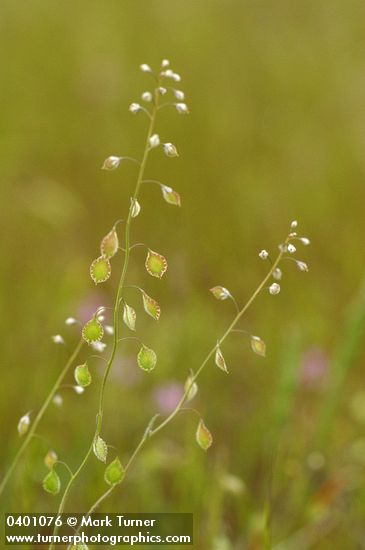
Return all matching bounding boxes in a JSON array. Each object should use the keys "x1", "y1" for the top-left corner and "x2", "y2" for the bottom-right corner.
[
  {"x1": 49, "y1": 82, "x2": 161, "y2": 543},
  {"x1": 97, "y1": 81, "x2": 160, "y2": 434},
  {"x1": 0, "y1": 338, "x2": 83, "y2": 499},
  {"x1": 49, "y1": 445, "x2": 93, "y2": 550},
  {"x1": 83, "y1": 242, "x2": 287, "y2": 512}
]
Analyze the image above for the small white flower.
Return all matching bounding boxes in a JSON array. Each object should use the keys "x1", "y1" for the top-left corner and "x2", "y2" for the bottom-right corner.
[
  {"x1": 287, "y1": 244, "x2": 296, "y2": 254},
  {"x1": 289, "y1": 232, "x2": 297, "y2": 238},
  {"x1": 161, "y1": 59, "x2": 170, "y2": 68},
  {"x1": 105, "y1": 325, "x2": 114, "y2": 335},
  {"x1": 141, "y1": 91, "x2": 152, "y2": 102},
  {"x1": 53, "y1": 394, "x2": 63, "y2": 408},
  {"x1": 140, "y1": 63, "x2": 152, "y2": 73},
  {"x1": 129, "y1": 102, "x2": 142, "y2": 114},
  {"x1": 101, "y1": 156, "x2": 121, "y2": 171},
  {"x1": 172, "y1": 72, "x2": 181, "y2": 82},
  {"x1": 296, "y1": 261, "x2": 309, "y2": 272},
  {"x1": 163, "y1": 142, "x2": 179, "y2": 158},
  {"x1": 158, "y1": 86, "x2": 167, "y2": 95},
  {"x1": 97, "y1": 314, "x2": 105, "y2": 322},
  {"x1": 17, "y1": 413, "x2": 31, "y2": 436},
  {"x1": 259, "y1": 249, "x2": 269, "y2": 260},
  {"x1": 162, "y1": 185, "x2": 173, "y2": 193},
  {"x1": 130, "y1": 197, "x2": 141, "y2": 218},
  {"x1": 91, "y1": 341, "x2": 107, "y2": 353},
  {"x1": 164, "y1": 69, "x2": 174, "y2": 78},
  {"x1": 174, "y1": 89, "x2": 185, "y2": 101},
  {"x1": 300, "y1": 237, "x2": 311, "y2": 246},
  {"x1": 269, "y1": 283, "x2": 281, "y2": 295},
  {"x1": 273, "y1": 268, "x2": 282, "y2": 281},
  {"x1": 149, "y1": 133, "x2": 160, "y2": 148},
  {"x1": 73, "y1": 385, "x2": 84, "y2": 395},
  {"x1": 175, "y1": 102, "x2": 189, "y2": 114},
  {"x1": 52, "y1": 334, "x2": 64, "y2": 345},
  {"x1": 65, "y1": 317, "x2": 77, "y2": 326},
  {"x1": 290, "y1": 220, "x2": 298, "y2": 229}
]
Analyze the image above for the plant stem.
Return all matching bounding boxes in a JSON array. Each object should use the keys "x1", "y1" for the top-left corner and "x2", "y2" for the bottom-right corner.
[
  {"x1": 96, "y1": 87, "x2": 159, "y2": 435},
  {"x1": 49, "y1": 83, "x2": 161, "y2": 544},
  {"x1": 82, "y1": 244, "x2": 287, "y2": 512},
  {"x1": 0, "y1": 338, "x2": 83, "y2": 499}
]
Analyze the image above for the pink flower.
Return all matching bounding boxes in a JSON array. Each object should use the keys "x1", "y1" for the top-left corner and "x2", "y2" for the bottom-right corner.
[
  {"x1": 298, "y1": 347, "x2": 329, "y2": 389},
  {"x1": 153, "y1": 382, "x2": 184, "y2": 414}
]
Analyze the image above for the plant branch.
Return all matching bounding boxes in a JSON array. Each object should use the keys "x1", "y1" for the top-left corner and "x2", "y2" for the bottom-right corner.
[
  {"x1": 0, "y1": 338, "x2": 84, "y2": 498},
  {"x1": 82, "y1": 239, "x2": 288, "y2": 511}
]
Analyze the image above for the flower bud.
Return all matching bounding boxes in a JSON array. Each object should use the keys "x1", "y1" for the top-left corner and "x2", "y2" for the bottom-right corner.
[
  {"x1": 53, "y1": 394, "x2": 63, "y2": 408},
  {"x1": 175, "y1": 102, "x2": 189, "y2": 114},
  {"x1": 269, "y1": 283, "x2": 281, "y2": 295},
  {"x1": 174, "y1": 90, "x2": 185, "y2": 101},
  {"x1": 296, "y1": 261, "x2": 309, "y2": 272},
  {"x1": 101, "y1": 156, "x2": 121, "y2": 171},
  {"x1": 105, "y1": 325, "x2": 114, "y2": 335},
  {"x1": 130, "y1": 197, "x2": 141, "y2": 218},
  {"x1": 129, "y1": 102, "x2": 142, "y2": 114},
  {"x1": 91, "y1": 341, "x2": 107, "y2": 353},
  {"x1": 163, "y1": 143, "x2": 179, "y2": 158},
  {"x1": 65, "y1": 317, "x2": 77, "y2": 326},
  {"x1": 73, "y1": 385, "x2": 85, "y2": 395},
  {"x1": 273, "y1": 268, "x2": 282, "y2": 281},
  {"x1": 149, "y1": 134, "x2": 160, "y2": 148},
  {"x1": 141, "y1": 91, "x2": 152, "y2": 102},
  {"x1": 172, "y1": 73, "x2": 181, "y2": 82},
  {"x1": 17, "y1": 413, "x2": 31, "y2": 436},
  {"x1": 287, "y1": 244, "x2": 296, "y2": 254},
  {"x1": 290, "y1": 220, "x2": 298, "y2": 229},
  {"x1": 52, "y1": 335, "x2": 64, "y2": 345},
  {"x1": 259, "y1": 250, "x2": 269, "y2": 260},
  {"x1": 210, "y1": 286, "x2": 231, "y2": 300},
  {"x1": 300, "y1": 237, "x2": 310, "y2": 246},
  {"x1": 158, "y1": 86, "x2": 167, "y2": 95},
  {"x1": 161, "y1": 59, "x2": 170, "y2": 68},
  {"x1": 44, "y1": 450, "x2": 58, "y2": 470},
  {"x1": 140, "y1": 63, "x2": 152, "y2": 73}
]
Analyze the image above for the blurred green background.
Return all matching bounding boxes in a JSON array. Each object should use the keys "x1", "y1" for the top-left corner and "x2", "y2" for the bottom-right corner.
[{"x1": 1, "y1": 1, "x2": 365, "y2": 548}]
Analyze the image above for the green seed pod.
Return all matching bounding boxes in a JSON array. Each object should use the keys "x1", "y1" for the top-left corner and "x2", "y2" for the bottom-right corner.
[
  {"x1": 196, "y1": 419, "x2": 213, "y2": 451},
  {"x1": 74, "y1": 363, "x2": 92, "y2": 387},
  {"x1": 137, "y1": 345, "x2": 157, "y2": 372},
  {"x1": 100, "y1": 227, "x2": 119, "y2": 259},
  {"x1": 42, "y1": 469, "x2": 61, "y2": 495},
  {"x1": 215, "y1": 345, "x2": 228, "y2": 373},
  {"x1": 104, "y1": 457, "x2": 125, "y2": 486},
  {"x1": 250, "y1": 336, "x2": 266, "y2": 357},
  {"x1": 145, "y1": 249, "x2": 168, "y2": 279},
  {"x1": 90, "y1": 256, "x2": 111, "y2": 284},
  {"x1": 82, "y1": 317, "x2": 104, "y2": 345},
  {"x1": 161, "y1": 185, "x2": 181, "y2": 206},
  {"x1": 93, "y1": 435, "x2": 108, "y2": 463},
  {"x1": 141, "y1": 290, "x2": 161, "y2": 320},
  {"x1": 123, "y1": 303, "x2": 136, "y2": 331}
]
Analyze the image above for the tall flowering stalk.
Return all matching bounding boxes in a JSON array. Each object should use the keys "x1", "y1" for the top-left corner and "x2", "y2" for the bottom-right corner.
[
  {"x1": 1, "y1": 60, "x2": 311, "y2": 550},
  {"x1": 45, "y1": 60, "x2": 188, "y2": 546}
]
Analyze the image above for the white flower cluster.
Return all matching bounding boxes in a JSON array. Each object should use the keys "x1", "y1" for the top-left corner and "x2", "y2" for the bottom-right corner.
[{"x1": 261, "y1": 220, "x2": 310, "y2": 297}]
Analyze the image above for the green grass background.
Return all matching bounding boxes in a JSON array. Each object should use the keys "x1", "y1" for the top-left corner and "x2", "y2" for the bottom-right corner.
[{"x1": 1, "y1": 1, "x2": 365, "y2": 548}]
